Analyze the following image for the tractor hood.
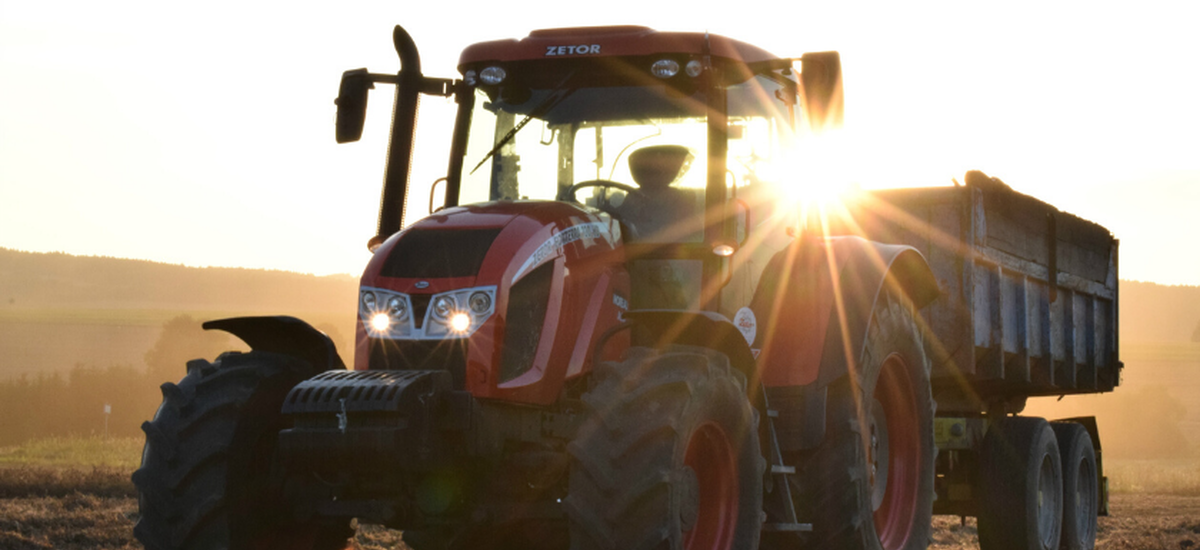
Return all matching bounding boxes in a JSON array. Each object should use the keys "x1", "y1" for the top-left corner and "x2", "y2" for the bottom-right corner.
[
  {"x1": 361, "y1": 201, "x2": 621, "y2": 294},
  {"x1": 354, "y1": 201, "x2": 628, "y2": 405}
]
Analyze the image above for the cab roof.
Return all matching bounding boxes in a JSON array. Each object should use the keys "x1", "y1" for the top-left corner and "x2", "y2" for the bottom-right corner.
[{"x1": 458, "y1": 26, "x2": 781, "y2": 70}]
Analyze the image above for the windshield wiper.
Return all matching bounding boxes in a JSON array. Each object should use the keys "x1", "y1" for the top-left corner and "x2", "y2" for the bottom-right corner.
[{"x1": 469, "y1": 72, "x2": 578, "y2": 175}]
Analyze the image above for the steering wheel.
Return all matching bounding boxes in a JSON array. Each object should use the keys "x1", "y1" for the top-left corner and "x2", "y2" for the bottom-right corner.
[{"x1": 565, "y1": 179, "x2": 640, "y2": 213}]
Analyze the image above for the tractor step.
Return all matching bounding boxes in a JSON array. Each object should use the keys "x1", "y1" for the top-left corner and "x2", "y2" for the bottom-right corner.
[
  {"x1": 763, "y1": 522, "x2": 814, "y2": 532},
  {"x1": 760, "y1": 385, "x2": 812, "y2": 538}
]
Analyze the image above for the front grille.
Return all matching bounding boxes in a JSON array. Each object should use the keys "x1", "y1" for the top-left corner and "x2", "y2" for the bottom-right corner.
[
  {"x1": 500, "y1": 262, "x2": 553, "y2": 382},
  {"x1": 409, "y1": 294, "x2": 432, "y2": 329},
  {"x1": 381, "y1": 228, "x2": 501, "y2": 279},
  {"x1": 367, "y1": 338, "x2": 468, "y2": 389}
]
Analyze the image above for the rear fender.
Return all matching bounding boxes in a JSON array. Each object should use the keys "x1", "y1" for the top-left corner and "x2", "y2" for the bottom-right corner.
[
  {"x1": 749, "y1": 236, "x2": 938, "y2": 389},
  {"x1": 203, "y1": 316, "x2": 347, "y2": 372}
]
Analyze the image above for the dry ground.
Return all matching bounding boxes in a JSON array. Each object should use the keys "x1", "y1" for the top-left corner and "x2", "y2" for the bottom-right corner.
[
  {"x1": 2, "y1": 466, "x2": 1198, "y2": 550},
  {"x1": 928, "y1": 495, "x2": 1200, "y2": 549}
]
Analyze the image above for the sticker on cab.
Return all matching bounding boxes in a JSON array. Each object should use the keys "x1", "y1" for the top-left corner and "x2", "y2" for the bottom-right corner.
[{"x1": 733, "y1": 307, "x2": 757, "y2": 346}]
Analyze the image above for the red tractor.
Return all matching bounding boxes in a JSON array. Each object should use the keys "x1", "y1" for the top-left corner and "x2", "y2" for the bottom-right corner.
[{"x1": 134, "y1": 24, "x2": 1117, "y2": 550}]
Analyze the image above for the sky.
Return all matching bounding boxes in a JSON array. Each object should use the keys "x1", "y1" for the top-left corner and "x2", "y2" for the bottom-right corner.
[{"x1": 1, "y1": 1, "x2": 1198, "y2": 285}]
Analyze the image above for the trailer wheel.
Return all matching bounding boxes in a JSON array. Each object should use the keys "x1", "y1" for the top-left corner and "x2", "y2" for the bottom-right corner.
[
  {"x1": 978, "y1": 416, "x2": 1063, "y2": 550},
  {"x1": 565, "y1": 346, "x2": 763, "y2": 550},
  {"x1": 795, "y1": 289, "x2": 935, "y2": 550},
  {"x1": 132, "y1": 351, "x2": 353, "y2": 550},
  {"x1": 1051, "y1": 422, "x2": 1098, "y2": 550}
]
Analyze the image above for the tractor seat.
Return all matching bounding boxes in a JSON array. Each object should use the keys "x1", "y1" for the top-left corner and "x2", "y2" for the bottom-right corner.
[{"x1": 615, "y1": 145, "x2": 703, "y2": 243}]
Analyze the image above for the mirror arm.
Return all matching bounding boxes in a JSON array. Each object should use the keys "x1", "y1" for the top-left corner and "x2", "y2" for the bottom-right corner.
[{"x1": 429, "y1": 177, "x2": 448, "y2": 213}]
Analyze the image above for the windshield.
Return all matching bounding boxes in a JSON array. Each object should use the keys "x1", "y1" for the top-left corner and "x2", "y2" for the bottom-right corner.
[{"x1": 458, "y1": 73, "x2": 798, "y2": 241}]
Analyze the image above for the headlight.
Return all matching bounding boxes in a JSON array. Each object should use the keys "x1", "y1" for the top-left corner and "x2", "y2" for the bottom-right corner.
[
  {"x1": 370, "y1": 313, "x2": 392, "y2": 332},
  {"x1": 480, "y1": 66, "x2": 506, "y2": 85},
  {"x1": 424, "y1": 286, "x2": 497, "y2": 338},
  {"x1": 469, "y1": 291, "x2": 492, "y2": 314},
  {"x1": 360, "y1": 288, "x2": 412, "y2": 337},
  {"x1": 361, "y1": 286, "x2": 496, "y2": 339},
  {"x1": 432, "y1": 296, "x2": 455, "y2": 320},
  {"x1": 387, "y1": 296, "x2": 407, "y2": 319},
  {"x1": 651, "y1": 59, "x2": 679, "y2": 78},
  {"x1": 449, "y1": 312, "x2": 472, "y2": 333}
]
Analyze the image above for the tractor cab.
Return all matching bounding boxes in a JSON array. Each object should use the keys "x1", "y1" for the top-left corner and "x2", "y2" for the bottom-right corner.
[{"x1": 338, "y1": 25, "x2": 843, "y2": 317}]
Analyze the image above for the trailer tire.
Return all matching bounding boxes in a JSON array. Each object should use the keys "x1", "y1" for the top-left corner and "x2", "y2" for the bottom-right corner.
[
  {"x1": 794, "y1": 289, "x2": 935, "y2": 550},
  {"x1": 132, "y1": 351, "x2": 353, "y2": 550},
  {"x1": 565, "y1": 346, "x2": 763, "y2": 550},
  {"x1": 978, "y1": 416, "x2": 1063, "y2": 550},
  {"x1": 1051, "y1": 422, "x2": 1098, "y2": 550}
]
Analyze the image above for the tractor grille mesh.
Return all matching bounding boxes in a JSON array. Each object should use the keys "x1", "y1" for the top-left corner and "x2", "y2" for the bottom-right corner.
[
  {"x1": 500, "y1": 262, "x2": 553, "y2": 382},
  {"x1": 381, "y1": 228, "x2": 501, "y2": 279}
]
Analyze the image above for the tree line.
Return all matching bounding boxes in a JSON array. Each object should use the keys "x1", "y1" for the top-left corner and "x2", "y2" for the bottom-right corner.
[{"x1": 0, "y1": 315, "x2": 347, "y2": 447}]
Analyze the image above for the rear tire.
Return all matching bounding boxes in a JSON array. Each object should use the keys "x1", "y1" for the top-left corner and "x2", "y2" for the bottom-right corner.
[
  {"x1": 978, "y1": 416, "x2": 1063, "y2": 550},
  {"x1": 565, "y1": 346, "x2": 763, "y2": 550},
  {"x1": 794, "y1": 289, "x2": 935, "y2": 550},
  {"x1": 132, "y1": 351, "x2": 353, "y2": 550},
  {"x1": 1051, "y1": 422, "x2": 1097, "y2": 550}
]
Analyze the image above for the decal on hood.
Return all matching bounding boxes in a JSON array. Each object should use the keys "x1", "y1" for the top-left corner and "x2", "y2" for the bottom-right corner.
[{"x1": 512, "y1": 220, "x2": 614, "y2": 282}]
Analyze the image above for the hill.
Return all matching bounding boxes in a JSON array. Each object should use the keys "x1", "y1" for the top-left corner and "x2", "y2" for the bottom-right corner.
[
  {"x1": 1119, "y1": 280, "x2": 1200, "y2": 343},
  {"x1": 0, "y1": 248, "x2": 359, "y2": 378},
  {"x1": 0, "y1": 247, "x2": 358, "y2": 312},
  {"x1": 1, "y1": 248, "x2": 1197, "y2": 379}
]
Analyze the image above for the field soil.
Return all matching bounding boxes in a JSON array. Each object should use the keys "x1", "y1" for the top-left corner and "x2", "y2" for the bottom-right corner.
[
  {"x1": 928, "y1": 494, "x2": 1200, "y2": 549},
  {"x1": 1, "y1": 466, "x2": 1196, "y2": 550}
]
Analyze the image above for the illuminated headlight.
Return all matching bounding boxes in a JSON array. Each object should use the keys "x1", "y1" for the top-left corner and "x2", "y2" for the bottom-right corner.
[
  {"x1": 424, "y1": 286, "x2": 497, "y2": 338},
  {"x1": 480, "y1": 66, "x2": 506, "y2": 85},
  {"x1": 370, "y1": 313, "x2": 392, "y2": 332},
  {"x1": 651, "y1": 59, "x2": 680, "y2": 78},
  {"x1": 449, "y1": 312, "x2": 471, "y2": 333},
  {"x1": 359, "y1": 288, "x2": 413, "y2": 337}
]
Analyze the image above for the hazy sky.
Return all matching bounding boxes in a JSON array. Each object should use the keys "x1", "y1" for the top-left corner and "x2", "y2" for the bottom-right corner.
[{"x1": 2, "y1": 1, "x2": 1197, "y2": 284}]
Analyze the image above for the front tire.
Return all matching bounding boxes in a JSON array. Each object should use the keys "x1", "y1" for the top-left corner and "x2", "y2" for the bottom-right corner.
[
  {"x1": 795, "y1": 289, "x2": 936, "y2": 550},
  {"x1": 565, "y1": 346, "x2": 763, "y2": 550},
  {"x1": 132, "y1": 351, "x2": 353, "y2": 550}
]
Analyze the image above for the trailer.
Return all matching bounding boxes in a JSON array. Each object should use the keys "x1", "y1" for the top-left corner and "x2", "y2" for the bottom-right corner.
[{"x1": 832, "y1": 170, "x2": 1119, "y2": 545}]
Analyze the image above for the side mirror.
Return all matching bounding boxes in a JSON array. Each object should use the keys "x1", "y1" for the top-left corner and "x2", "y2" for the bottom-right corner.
[
  {"x1": 335, "y1": 68, "x2": 373, "y2": 143},
  {"x1": 800, "y1": 51, "x2": 844, "y2": 132}
]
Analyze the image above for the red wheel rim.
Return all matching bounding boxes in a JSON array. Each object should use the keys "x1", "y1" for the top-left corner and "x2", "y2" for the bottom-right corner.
[
  {"x1": 683, "y1": 421, "x2": 739, "y2": 550},
  {"x1": 872, "y1": 353, "x2": 921, "y2": 550}
]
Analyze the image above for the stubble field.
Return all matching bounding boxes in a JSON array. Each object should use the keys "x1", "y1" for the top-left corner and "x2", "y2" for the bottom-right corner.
[{"x1": 2, "y1": 438, "x2": 1197, "y2": 550}]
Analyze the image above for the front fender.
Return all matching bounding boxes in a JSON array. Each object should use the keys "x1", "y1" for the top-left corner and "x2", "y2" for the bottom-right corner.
[
  {"x1": 749, "y1": 236, "x2": 938, "y2": 389},
  {"x1": 203, "y1": 316, "x2": 346, "y2": 372}
]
